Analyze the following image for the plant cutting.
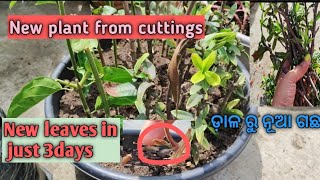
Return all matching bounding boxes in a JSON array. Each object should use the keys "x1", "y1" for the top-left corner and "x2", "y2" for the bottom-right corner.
[
  {"x1": 6, "y1": 1, "x2": 253, "y2": 179},
  {"x1": 254, "y1": 2, "x2": 320, "y2": 106}
]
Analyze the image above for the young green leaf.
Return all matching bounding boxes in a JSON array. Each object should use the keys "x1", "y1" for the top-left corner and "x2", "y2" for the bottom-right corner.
[
  {"x1": 236, "y1": 74, "x2": 246, "y2": 86},
  {"x1": 191, "y1": 71, "x2": 205, "y2": 84},
  {"x1": 204, "y1": 71, "x2": 221, "y2": 87},
  {"x1": 109, "y1": 96, "x2": 137, "y2": 106},
  {"x1": 228, "y1": 4, "x2": 238, "y2": 19},
  {"x1": 202, "y1": 51, "x2": 217, "y2": 72},
  {"x1": 186, "y1": 94, "x2": 203, "y2": 109},
  {"x1": 190, "y1": 84, "x2": 202, "y2": 95},
  {"x1": 171, "y1": 110, "x2": 194, "y2": 120},
  {"x1": 134, "y1": 53, "x2": 149, "y2": 74},
  {"x1": 35, "y1": 1, "x2": 56, "y2": 5},
  {"x1": 135, "y1": 82, "x2": 153, "y2": 114},
  {"x1": 195, "y1": 124, "x2": 209, "y2": 150},
  {"x1": 191, "y1": 53, "x2": 203, "y2": 70},
  {"x1": 95, "y1": 96, "x2": 102, "y2": 111},
  {"x1": 7, "y1": 77, "x2": 62, "y2": 118},
  {"x1": 103, "y1": 67, "x2": 133, "y2": 83},
  {"x1": 142, "y1": 60, "x2": 156, "y2": 79},
  {"x1": 9, "y1": 1, "x2": 17, "y2": 9},
  {"x1": 102, "y1": 5, "x2": 117, "y2": 15},
  {"x1": 226, "y1": 99, "x2": 240, "y2": 110},
  {"x1": 196, "y1": 5, "x2": 212, "y2": 15},
  {"x1": 227, "y1": 109, "x2": 244, "y2": 117},
  {"x1": 71, "y1": 39, "x2": 98, "y2": 53}
]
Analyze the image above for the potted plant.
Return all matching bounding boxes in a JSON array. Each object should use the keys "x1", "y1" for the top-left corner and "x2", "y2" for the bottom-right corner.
[
  {"x1": 6, "y1": 1, "x2": 255, "y2": 179},
  {"x1": 253, "y1": 2, "x2": 320, "y2": 106}
]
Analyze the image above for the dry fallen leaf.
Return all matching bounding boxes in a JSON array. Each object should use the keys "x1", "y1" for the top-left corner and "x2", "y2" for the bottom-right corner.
[{"x1": 152, "y1": 139, "x2": 172, "y2": 148}]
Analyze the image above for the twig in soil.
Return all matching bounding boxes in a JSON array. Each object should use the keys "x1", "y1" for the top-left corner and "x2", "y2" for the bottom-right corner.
[
  {"x1": 76, "y1": 79, "x2": 92, "y2": 118},
  {"x1": 131, "y1": 0, "x2": 142, "y2": 54},
  {"x1": 310, "y1": 2, "x2": 319, "y2": 56},
  {"x1": 112, "y1": 39, "x2": 118, "y2": 67},
  {"x1": 297, "y1": 89, "x2": 314, "y2": 107},
  {"x1": 308, "y1": 75, "x2": 319, "y2": 100},
  {"x1": 121, "y1": 154, "x2": 132, "y2": 165}
]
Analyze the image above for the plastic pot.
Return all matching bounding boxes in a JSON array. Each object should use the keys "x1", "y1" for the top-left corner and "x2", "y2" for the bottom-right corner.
[{"x1": 45, "y1": 34, "x2": 256, "y2": 179}]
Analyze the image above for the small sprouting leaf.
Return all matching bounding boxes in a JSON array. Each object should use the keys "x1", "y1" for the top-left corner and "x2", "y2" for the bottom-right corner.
[
  {"x1": 236, "y1": 74, "x2": 246, "y2": 86},
  {"x1": 226, "y1": 99, "x2": 240, "y2": 110},
  {"x1": 134, "y1": 53, "x2": 149, "y2": 73},
  {"x1": 109, "y1": 96, "x2": 137, "y2": 106},
  {"x1": 191, "y1": 144, "x2": 199, "y2": 165},
  {"x1": 195, "y1": 124, "x2": 208, "y2": 149},
  {"x1": 35, "y1": 1, "x2": 56, "y2": 5},
  {"x1": 186, "y1": 94, "x2": 203, "y2": 109},
  {"x1": 9, "y1": 1, "x2": 17, "y2": 9},
  {"x1": 105, "y1": 83, "x2": 137, "y2": 97},
  {"x1": 142, "y1": 60, "x2": 156, "y2": 80},
  {"x1": 228, "y1": 4, "x2": 238, "y2": 19},
  {"x1": 191, "y1": 71, "x2": 205, "y2": 84},
  {"x1": 202, "y1": 51, "x2": 217, "y2": 72},
  {"x1": 227, "y1": 109, "x2": 244, "y2": 117},
  {"x1": 196, "y1": 5, "x2": 212, "y2": 15},
  {"x1": 171, "y1": 110, "x2": 194, "y2": 120},
  {"x1": 102, "y1": 5, "x2": 117, "y2": 15},
  {"x1": 204, "y1": 71, "x2": 220, "y2": 87},
  {"x1": 103, "y1": 67, "x2": 133, "y2": 83},
  {"x1": 199, "y1": 136, "x2": 210, "y2": 150},
  {"x1": 165, "y1": 39, "x2": 177, "y2": 48},
  {"x1": 190, "y1": 84, "x2": 202, "y2": 95},
  {"x1": 191, "y1": 53, "x2": 203, "y2": 70},
  {"x1": 71, "y1": 39, "x2": 98, "y2": 53},
  {"x1": 135, "y1": 82, "x2": 153, "y2": 114},
  {"x1": 8, "y1": 77, "x2": 62, "y2": 118},
  {"x1": 95, "y1": 96, "x2": 102, "y2": 111}
]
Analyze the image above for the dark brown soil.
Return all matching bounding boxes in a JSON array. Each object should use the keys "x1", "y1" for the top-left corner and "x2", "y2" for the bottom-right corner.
[{"x1": 58, "y1": 40, "x2": 243, "y2": 176}]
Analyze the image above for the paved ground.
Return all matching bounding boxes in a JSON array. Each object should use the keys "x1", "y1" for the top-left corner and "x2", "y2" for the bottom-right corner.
[{"x1": 1, "y1": 2, "x2": 320, "y2": 180}]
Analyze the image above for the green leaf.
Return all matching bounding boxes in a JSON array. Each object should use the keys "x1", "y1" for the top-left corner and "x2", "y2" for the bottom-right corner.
[
  {"x1": 95, "y1": 96, "x2": 102, "y2": 111},
  {"x1": 226, "y1": 99, "x2": 240, "y2": 110},
  {"x1": 204, "y1": 71, "x2": 221, "y2": 87},
  {"x1": 186, "y1": 94, "x2": 203, "y2": 109},
  {"x1": 71, "y1": 39, "x2": 98, "y2": 53},
  {"x1": 135, "y1": 82, "x2": 153, "y2": 114},
  {"x1": 171, "y1": 110, "x2": 194, "y2": 120},
  {"x1": 227, "y1": 109, "x2": 244, "y2": 117},
  {"x1": 102, "y1": 5, "x2": 117, "y2": 15},
  {"x1": 35, "y1": 1, "x2": 56, "y2": 5},
  {"x1": 202, "y1": 51, "x2": 217, "y2": 72},
  {"x1": 191, "y1": 71, "x2": 205, "y2": 84},
  {"x1": 236, "y1": 74, "x2": 246, "y2": 86},
  {"x1": 196, "y1": 5, "x2": 212, "y2": 15},
  {"x1": 199, "y1": 136, "x2": 210, "y2": 150},
  {"x1": 195, "y1": 124, "x2": 210, "y2": 150},
  {"x1": 191, "y1": 144, "x2": 200, "y2": 165},
  {"x1": 134, "y1": 53, "x2": 149, "y2": 73},
  {"x1": 142, "y1": 60, "x2": 156, "y2": 80},
  {"x1": 8, "y1": 77, "x2": 62, "y2": 118},
  {"x1": 109, "y1": 96, "x2": 136, "y2": 106},
  {"x1": 165, "y1": 39, "x2": 177, "y2": 48},
  {"x1": 191, "y1": 53, "x2": 203, "y2": 70},
  {"x1": 103, "y1": 67, "x2": 133, "y2": 83},
  {"x1": 9, "y1": 1, "x2": 17, "y2": 9},
  {"x1": 105, "y1": 83, "x2": 137, "y2": 97},
  {"x1": 190, "y1": 84, "x2": 202, "y2": 95},
  {"x1": 228, "y1": 4, "x2": 238, "y2": 19}
]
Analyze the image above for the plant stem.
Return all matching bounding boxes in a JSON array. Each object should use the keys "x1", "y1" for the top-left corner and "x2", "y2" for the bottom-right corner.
[
  {"x1": 57, "y1": 1, "x2": 92, "y2": 115},
  {"x1": 186, "y1": 1, "x2": 197, "y2": 15},
  {"x1": 131, "y1": 0, "x2": 142, "y2": 54},
  {"x1": 123, "y1": 1, "x2": 137, "y2": 61},
  {"x1": 76, "y1": 80, "x2": 92, "y2": 118},
  {"x1": 97, "y1": 43, "x2": 106, "y2": 66},
  {"x1": 56, "y1": 79, "x2": 78, "y2": 89},
  {"x1": 85, "y1": 48, "x2": 110, "y2": 117},
  {"x1": 145, "y1": 1, "x2": 153, "y2": 61},
  {"x1": 112, "y1": 39, "x2": 118, "y2": 67}
]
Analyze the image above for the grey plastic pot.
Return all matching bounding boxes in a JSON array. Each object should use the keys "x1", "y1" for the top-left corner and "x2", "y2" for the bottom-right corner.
[{"x1": 44, "y1": 34, "x2": 256, "y2": 180}]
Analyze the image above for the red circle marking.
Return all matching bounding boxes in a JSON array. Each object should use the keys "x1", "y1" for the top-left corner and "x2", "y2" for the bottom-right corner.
[{"x1": 137, "y1": 122, "x2": 191, "y2": 165}]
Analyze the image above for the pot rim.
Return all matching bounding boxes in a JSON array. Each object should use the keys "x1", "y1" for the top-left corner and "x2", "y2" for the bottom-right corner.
[{"x1": 45, "y1": 34, "x2": 255, "y2": 180}]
